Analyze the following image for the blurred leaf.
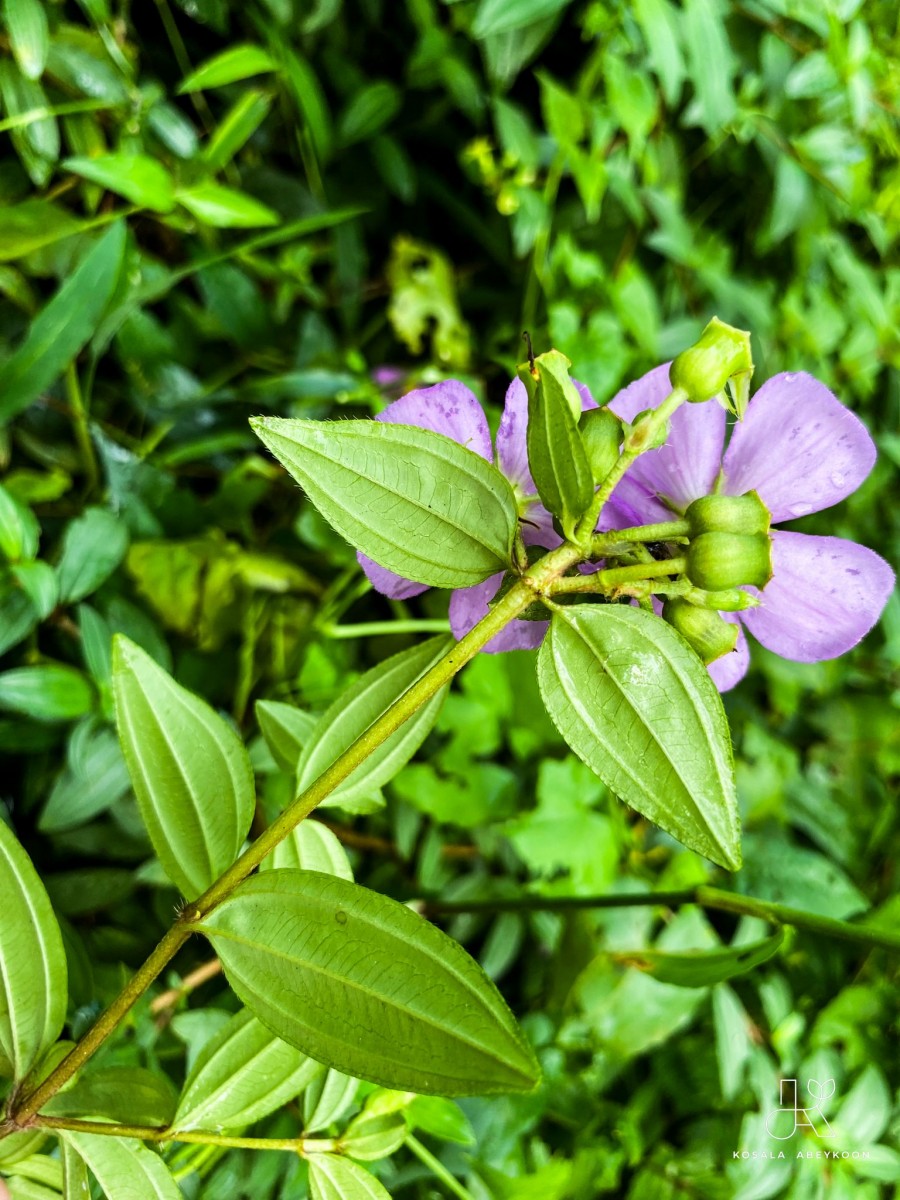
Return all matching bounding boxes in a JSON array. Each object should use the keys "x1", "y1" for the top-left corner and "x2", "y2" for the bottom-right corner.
[
  {"x1": 738, "y1": 834, "x2": 868, "y2": 919},
  {"x1": 0, "y1": 664, "x2": 94, "y2": 722},
  {"x1": 0, "y1": 222, "x2": 126, "y2": 425},
  {"x1": 3, "y1": 0, "x2": 50, "y2": 81},
  {"x1": 0, "y1": 820, "x2": 67, "y2": 1080},
  {"x1": 337, "y1": 81, "x2": 401, "y2": 147},
  {"x1": 39, "y1": 722, "x2": 130, "y2": 833},
  {"x1": 251, "y1": 418, "x2": 516, "y2": 588},
  {"x1": 177, "y1": 184, "x2": 280, "y2": 229},
  {"x1": 44, "y1": 1067, "x2": 177, "y2": 1126},
  {"x1": 0, "y1": 483, "x2": 40, "y2": 561},
  {"x1": 537, "y1": 606, "x2": 740, "y2": 870},
  {"x1": 173, "y1": 1008, "x2": 321, "y2": 1131},
  {"x1": 56, "y1": 508, "x2": 129, "y2": 604},
  {"x1": 202, "y1": 90, "x2": 273, "y2": 172},
  {"x1": 612, "y1": 928, "x2": 783, "y2": 987},
  {"x1": 472, "y1": 0, "x2": 572, "y2": 39},
  {"x1": 63, "y1": 155, "x2": 176, "y2": 212},
  {"x1": 256, "y1": 700, "x2": 318, "y2": 773},
  {"x1": 178, "y1": 44, "x2": 277, "y2": 93},
  {"x1": 196, "y1": 869, "x2": 541, "y2": 1095},
  {"x1": 112, "y1": 636, "x2": 255, "y2": 899},
  {"x1": 386, "y1": 236, "x2": 471, "y2": 368}
]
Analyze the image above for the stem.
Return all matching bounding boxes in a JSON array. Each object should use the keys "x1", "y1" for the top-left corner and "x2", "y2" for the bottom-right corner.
[
  {"x1": 33, "y1": 1116, "x2": 337, "y2": 1153},
  {"x1": 150, "y1": 958, "x2": 223, "y2": 1016},
  {"x1": 10, "y1": 546, "x2": 584, "y2": 1127},
  {"x1": 407, "y1": 1134, "x2": 477, "y2": 1200},
  {"x1": 321, "y1": 619, "x2": 451, "y2": 639},
  {"x1": 66, "y1": 365, "x2": 99, "y2": 494},
  {"x1": 422, "y1": 889, "x2": 900, "y2": 953},
  {"x1": 592, "y1": 519, "x2": 690, "y2": 553}
]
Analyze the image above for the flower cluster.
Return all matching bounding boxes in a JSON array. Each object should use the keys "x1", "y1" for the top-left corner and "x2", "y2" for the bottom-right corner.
[{"x1": 360, "y1": 367, "x2": 893, "y2": 688}]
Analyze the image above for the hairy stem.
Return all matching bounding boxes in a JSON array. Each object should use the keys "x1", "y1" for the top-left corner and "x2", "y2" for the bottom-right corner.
[
  {"x1": 34, "y1": 1115, "x2": 337, "y2": 1153},
  {"x1": 407, "y1": 1134, "x2": 477, "y2": 1200},
  {"x1": 422, "y1": 888, "x2": 900, "y2": 953}
]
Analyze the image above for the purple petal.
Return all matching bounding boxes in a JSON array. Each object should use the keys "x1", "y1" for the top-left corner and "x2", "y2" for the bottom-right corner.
[
  {"x1": 604, "y1": 474, "x2": 672, "y2": 527},
  {"x1": 377, "y1": 380, "x2": 492, "y2": 460},
  {"x1": 741, "y1": 531, "x2": 895, "y2": 662},
  {"x1": 722, "y1": 372, "x2": 876, "y2": 522},
  {"x1": 449, "y1": 574, "x2": 547, "y2": 653},
  {"x1": 609, "y1": 362, "x2": 727, "y2": 511},
  {"x1": 497, "y1": 376, "x2": 596, "y2": 493},
  {"x1": 707, "y1": 614, "x2": 750, "y2": 692},
  {"x1": 358, "y1": 552, "x2": 429, "y2": 600}
]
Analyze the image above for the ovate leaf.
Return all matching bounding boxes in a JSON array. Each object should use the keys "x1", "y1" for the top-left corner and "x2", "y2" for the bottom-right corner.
[
  {"x1": 63, "y1": 155, "x2": 176, "y2": 212},
  {"x1": 177, "y1": 184, "x2": 279, "y2": 229},
  {"x1": 472, "y1": 0, "x2": 573, "y2": 38},
  {"x1": 256, "y1": 699, "x2": 318, "y2": 772},
  {"x1": 262, "y1": 819, "x2": 353, "y2": 879},
  {"x1": 308, "y1": 1155, "x2": 392, "y2": 1200},
  {"x1": 173, "y1": 1008, "x2": 321, "y2": 1131},
  {"x1": 518, "y1": 349, "x2": 593, "y2": 541},
  {"x1": 60, "y1": 1134, "x2": 182, "y2": 1200},
  {"x1": 44, "y1": 1066, "x2": 177, "y2": 1126},
  {"x1": 178, "y1": 44, "x2": 277, "y2": 93},
  {"x1": 4, "y1": 0, "x2": 49, "y2": 81},
  {"x1": 0, "y1": 664, "x2": 94, "y2": 722},
  {"x1": 0, "y1": 821, "x2": 67, "y2": 1080},
  {"x1": 195, "y1": 870, "x2": 540, "y2": 1096},
  {"x1": 112, "y1": 636, "x2": 255, "y2": 899},
  {"x1": 296, "y1": 637, "x2": 452, "y2": 812},
  {"x1": 250, "y1": 417, "x2": 517, "y2": 589},
  {"x1": 0, "y1": 222, "x2": 126, "y2": 424},
  {"x1": 537, "y1": 605, "x2": 740, "y2": 869},
  {"x1": 612, "y1": 928, "x2": 784, "y2": 987},
  {"x1": 56, "y1": 508, "x2": 129, "y2": 603}
]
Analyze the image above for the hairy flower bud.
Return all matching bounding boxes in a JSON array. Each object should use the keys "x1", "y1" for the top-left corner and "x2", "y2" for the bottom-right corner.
[
  {"x1": 628, "y1": 408, "x2": 669, "y2": 452},
  {"x1": 687, "y1": 532, "x2": 772, "y2": 591},
  {"x1": 670, "y1": 317, "x2": 753, "y2": 417},
  {"x1": 686, "y1": 491, "x2": 770, "y2": 537},
  {"x1": 578, "y1": 407, "x2": 622, "y2": 484},
  {"x1": 662, "y1": 599, "x2": 738, "y2": 665}
]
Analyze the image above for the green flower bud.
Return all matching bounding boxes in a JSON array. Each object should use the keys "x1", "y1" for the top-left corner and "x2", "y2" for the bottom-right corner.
[
  {"x1": 686, "y1": 491, "x2": 770, "y2": 537},
  {"x1": 662, "y1": 599, "x2": 739, "y2": 665},
  {"x1": 629, "y1": 408, "x2": 669, "y2": 451},
  {"x1": 578, "y1": 407, "x2": 622, "y2": 484},
  {"x1": 670, "y1": 317, "x2": 753, "y2": 417},
  {"x1": 687, "y1": 532, "x2": 772, "y2": 591}
]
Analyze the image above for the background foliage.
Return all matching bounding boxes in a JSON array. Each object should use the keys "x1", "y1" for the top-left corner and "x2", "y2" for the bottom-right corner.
[{"x1": 1, "y1": 0, "x2": 898, "y2": 1197}]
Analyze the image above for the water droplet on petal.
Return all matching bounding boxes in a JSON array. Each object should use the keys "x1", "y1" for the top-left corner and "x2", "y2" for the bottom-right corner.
[
  {"x1": 830, "y1": 470, "x2": 845, "y2": 487},
  {"x1": 788, "y1": 502, "x2": 812, "y2": 516}
]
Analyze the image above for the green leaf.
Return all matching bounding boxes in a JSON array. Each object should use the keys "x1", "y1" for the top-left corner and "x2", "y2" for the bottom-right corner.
[
  {"x1": 262, "y1": 818, "x2": 353, "y2": 878},
  {"x1": 0, "y1": 820, "x2": 67, "y2": 1080},
  {"x1": 56, "y1": 508, "x2": 129, "y2": 604},
  {"x1": 63, "y1": 155, "x2": 176, "y2": 212},
  {"x1": 339, "y1": 1110, "x2": 408, "y2": 1161},
  {"x1": 3, "y1": 0, "x2": 50, "y2": 81},
  {"x1": 195, "y1": 869, "x2": 540, "y2": 1096},
  {"x1": 472, "y1": 0, "x2": 573, "y2": 39},
  {"x1": 296, "y1": 637, "x2": 452, "y2": 813},
  {"x1": 60, "y1": 1133, "x2": 182, "y2": 1200},
  {"x1": 178, "y1": 44, "x2": 277, "y2": 93},
  {"x1": 518, "y1": 349, "x2": 593, "y2": 541},
  {"x1": 407, "y1": 1095, "x2": 476, "y2": 1144},
  {"x1": 611, "y1": 928, "x2": 783, "y2": 987},
  {"x1": 177, "y1": 184, "x2": 280, "y2": 229},
  {"x1": 308, "y1": 1155, "x2": 392, "y2": 1200},
  {"x1": 62, "y1": 1139, "x2": 90, "y2": 1200},
  {"x1": 0, "y1": 483, "x2": 40, "y2": 561},
  {"x1": 112, "y1": 636, "x2": 255, "y2": 899},
  {"x1": 682, "y1": 0, "x2": 736, "y2": 134},
  {"x1": 39, "y1": 722, "x2": 130, "y2": 833},
  {"x1": 173, "y1": 1008, "x2": 321, "y2": 1131},
  {"x1": 0, "y1": 664, "x2": 95, "y2": 723},
  {"x1": 256, "y1": 699, "x2": 319, "y2": 772},
  {"x1": 44, "y1": 1066, "x2": 177, "y2": 1126},
  {"x1": 250, "y1": 417, "x2": 517, "y2": 589},
  {"x1": 202, "y1": 90, "x2": 273, "y2": 172},
  {"x1": 337, "y1": 81, "x2": 401, "y2": 147},
  {"x1": 537, "y1": 605, "x2": 740, "y2": 870},
  {"x1": 0, "y1": 222, "x2": 126, "y2": 425}
]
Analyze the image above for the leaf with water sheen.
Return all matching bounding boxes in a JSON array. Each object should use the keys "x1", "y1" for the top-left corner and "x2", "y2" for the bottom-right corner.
[
  {"x1": 255, "y1": 699, "x2": 318, "y2": 772},
  {"x1": 537, "y1": 605, "x2": 740, "y2": 869},
  {"x1": 296, "y1": 636, "x2": 452, "y2": 812},
  {"x1": 112, "y1": 636, "x2": 255, "y2": 899},
  {"x1": 250, "y1": 417, "x2": 518, "y2": 589},
  {"x1": 261, "y1": 819, "x2": 353, "y2": 878},
  {"x1": 195, "y1": 870, "x2": 540, "y2": 1096},
  {"x1": 173, "y1": 1008, "x2": 321, "y2": 1131},
  {"x1": 61, "y1": 1133, "x2": 182, "y2": 1200},
  {"x1": 0, "y1": 821, "x2": 67, "y2": 1080},
  {"x1": 308, "y1": 1154, "x2": 392, "y2": 1200}
]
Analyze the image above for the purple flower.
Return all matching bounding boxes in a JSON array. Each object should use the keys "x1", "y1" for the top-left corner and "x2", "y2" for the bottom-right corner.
[
  {"x1": 607, "y1": 365, "x2": 895, "y2": 690},
  {"x1": 358, "y1": 378, "x2": 596, "y2": 652}
]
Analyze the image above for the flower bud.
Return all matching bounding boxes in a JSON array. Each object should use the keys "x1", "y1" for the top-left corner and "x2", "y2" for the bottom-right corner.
[
  {"x1": 670, "y1": 317, "x2": 753, "y2": 416},
  {"x1": 578, "y1": 407, "x2": 622, "y2": 484},
  {"x1": 662, "y1": 599, "x2": 738, "y2": 665},
  {"x1": 629, "y1": 408, "x2": 668, "y2": 451},
  {"x1": 687, "y1": 532, "x2": 772, "y2": 591},
  {"x1": 686, "y1": 491, "x2": 770, "y2": 537}
]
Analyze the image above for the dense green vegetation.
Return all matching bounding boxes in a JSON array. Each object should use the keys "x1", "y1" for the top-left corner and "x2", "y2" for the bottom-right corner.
[{"x1": 1, "y1": 0, "x2": 898, "y2": 1197}]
